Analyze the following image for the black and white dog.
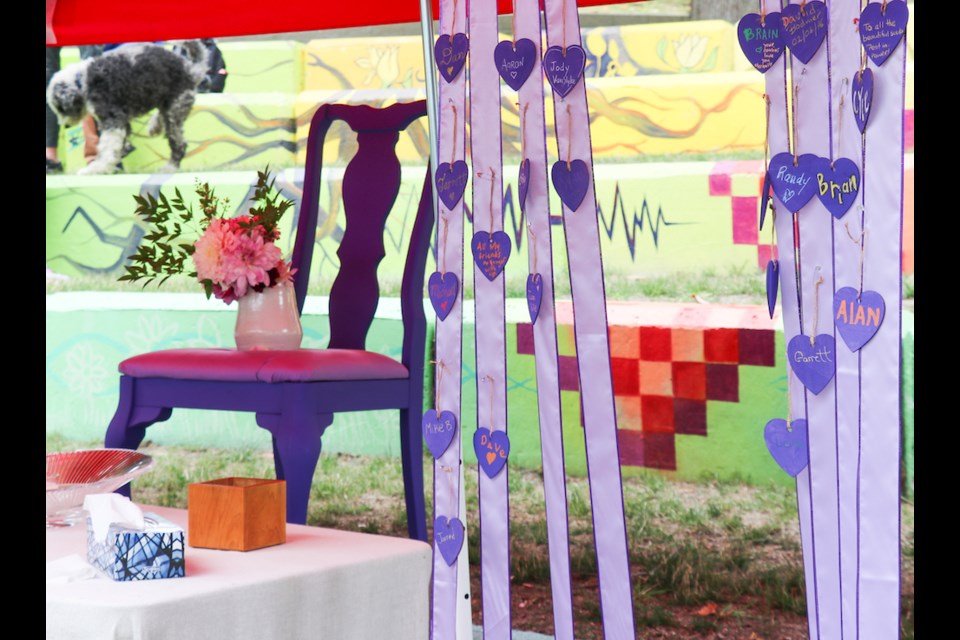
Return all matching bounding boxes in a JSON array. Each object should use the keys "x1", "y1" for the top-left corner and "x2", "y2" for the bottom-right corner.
[{"x1": 46, "y1": 41, "x2": 208, "y2": 175}]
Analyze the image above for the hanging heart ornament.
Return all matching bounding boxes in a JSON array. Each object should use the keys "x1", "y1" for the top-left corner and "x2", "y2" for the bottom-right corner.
[
  {"x1": 764, "y1": 418, "x2": 809, "y2": 477},
  {"x1": 494, "y1": 39, "x2": 537, "y2": 91},
  {"x1": 768, "y1": 152, "x2": 819, "y2": 212},
  {"x1": 434, "y1": 516, "x2": 465, "y2": 566},
  {"x1": 422, "y1": 409, "x2": 458, "y2": 459},
  {"x1": 436, "y1": 161, "x2": 469, "y2": 210},
  {"x1": 813, "y1": 156, "x2": 860, "y2": 220},
  {"x1": 551, "y1": 160, "x2": 590, "y2": 212},
  {"x1": 766, "y1": 260, "x2": 779, "y2": 319},
  {"x1": 852, "y1": 68, "x2": 874, "y2": 134},
  {"x1": 526, "y1": 273, "x2": 543, "y2": 324},
  {"x1": 428, "y1": 272, "x2": 459, "y2": 321},
  {"x1": 473, "y1": 427, "x2": 510, "y2": 478},
  {"x1": 787, "y1": 334, "x2": 836, "y2": 395},
  {"x1": 859, "y1": 1, "x2": 909, "y2": 67},
  {"x1": 833, "y1": 287, "x2": 885, "y2": 352},
  {"x1": 780, "y1": 1, "x2": 828, "y2": 65},
  {"x1": 472, "y1": 231, "x2": 512, "y2": 282},
  {"x1": 542, "y1": 45, "x2": 586, "y2": 98},
  {"x1": 518, "y1": 159, "x2": 531, "y2": 211},
  {"x1": 737, "y1": 12, "x2": 785, "y2": 73},
  {"x1": 435, "y1": 33, "x2": 469, "y2": 83}
]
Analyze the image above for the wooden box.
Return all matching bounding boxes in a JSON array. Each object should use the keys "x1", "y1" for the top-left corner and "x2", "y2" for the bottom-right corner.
[{"x1": 187, "y1": 477, "x2": 286, "y2": 551}]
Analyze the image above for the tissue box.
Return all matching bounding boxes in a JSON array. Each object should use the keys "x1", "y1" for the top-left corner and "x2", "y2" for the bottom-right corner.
[
  {"x1": 188, "y1": 477, "x2": 286, "y2": 551},
  {"x1": 86, "y1": 512, "x2": 186, "y2": 581}
]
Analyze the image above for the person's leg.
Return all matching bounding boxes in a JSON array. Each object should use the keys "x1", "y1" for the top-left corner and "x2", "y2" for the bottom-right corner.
[
  {"x1": 46, "y1": 47, "x2": 62, "y2": 172},
  {"x1": 78, "y1": 46, "x2": 106, "y2": 166}
]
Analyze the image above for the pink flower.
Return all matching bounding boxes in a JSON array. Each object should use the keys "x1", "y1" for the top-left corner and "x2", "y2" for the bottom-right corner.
[{"x1": 192, "y1": 218, "x2": 229, "y2": 284}]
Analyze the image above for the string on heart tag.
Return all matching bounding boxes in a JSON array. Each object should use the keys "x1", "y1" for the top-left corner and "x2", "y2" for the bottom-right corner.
[
  {"x1": 844, "y1": 216, "x2": 867, "y2": 297},
  {"x1": 527, "y1": 223, "x2": 538, "y2": 273},
  {"x1": 790, "y1": 71, "x2": 806, "y2": 165},
  {"x1": 565, "y1": 105, "x2": 573, "y2": 169},
  {"x1": 440, "y1": 215, "x2": 450, "y2": 272},
  {"x1": 483, "y1": 374, "x2": 496, "y2": 428},
  {"x1": 450, "y1": 103, "x2": 458, "y2": 165},
  {"x1": 518, "y1": 102, "x2": 530, "y2": 161},
  {"x1": 833, "y1": 79, "x2": 847, "y2": 170},
  {"x1": 432, "y1": 359, "x2": 446, "y2": 410},
  {"x1": 475, "y1": 374, "x2": 511, "y2": 478},
  {"x1": 809, "y1": 266, "x2": 824, "y2": 346},
  {"x1": 438, "y1": 462, "x2": 458, "y2": 502}
]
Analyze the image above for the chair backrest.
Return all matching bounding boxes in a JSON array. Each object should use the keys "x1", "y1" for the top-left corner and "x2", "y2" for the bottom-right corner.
[{"x1": 290, "y1": 101, "x2": 434, "y2": 371}]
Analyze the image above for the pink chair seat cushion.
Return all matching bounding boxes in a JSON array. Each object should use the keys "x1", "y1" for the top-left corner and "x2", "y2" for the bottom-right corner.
[{"x1": 119, "y1": 348, "x2": 409, "y2": 383}]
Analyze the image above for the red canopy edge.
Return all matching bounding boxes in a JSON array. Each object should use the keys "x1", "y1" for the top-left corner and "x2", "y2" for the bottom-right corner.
[{"x1": 47, "y1": 0, "x2": 644, "y2": 46}]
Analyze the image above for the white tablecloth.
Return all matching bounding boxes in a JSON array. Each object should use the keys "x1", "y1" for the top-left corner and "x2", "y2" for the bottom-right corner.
[{"x1": 46, "y1": 505, "x2": 431, "y2": 640}]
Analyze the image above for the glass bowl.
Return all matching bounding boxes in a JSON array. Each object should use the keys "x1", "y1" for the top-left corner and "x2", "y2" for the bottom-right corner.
[{"x1": 46, "y1": 449, "x2": 155, "y2": 527}]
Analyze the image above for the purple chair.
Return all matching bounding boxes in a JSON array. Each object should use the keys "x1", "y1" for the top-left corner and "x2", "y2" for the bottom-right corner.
[{"x1": 105, "y1": 100, "x2": 433, "y2": 541}]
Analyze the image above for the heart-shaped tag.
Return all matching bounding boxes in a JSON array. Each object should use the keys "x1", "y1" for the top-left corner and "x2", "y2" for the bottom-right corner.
[
  {"x1": 781, "y1": 1, "x2": 828, "y2": 65},
  {"x1": 738, "y1": 12, "x2": 785, "y2": 73},
  {"x1": 472, "y1": 230, "x2": 512, "y2": 281},
  {"x1": 859, "y1": 1, "x2": 909, "y2": 67},
  {"x1": 428, "y1": 271, "x2": 459, "y2": 321},
  {"x1": 434, "y1": 516, "x2": 465, "y2": 566},
  {"x1": 764, "y1": 418, "x2": 809, "y2": 477},
  {"x1": 551, "y1": 160, "x2": 590, "y2": 211},
  {"x1": 435, "y1": 33, "x2": 470, "y2": 83},
  {"x1": 473, "y1": 427, "x2": 510, "y2": 478},
  {"x1": 526, "y1": 273, "x2": 543, "y2": 324},
  {"x1": 494, "y1": 39, "x2": 537, "y2": 91},
  {"x1": 518, "y1": 159, "x2": 531, "y2": 212},
  {"x1": 768, "y1": 152, "x2": 819, "y2": 212},
  {"x1": 766, "y1": 260, "x2": 779, "y2": 319},
  {"x1": 542, "y1": 45, "x2": 586, "y2": 98},
  {"x1": 834, "y1": 287, "x2": 885, "y2": 352},
  {"x1": 759, "y1": 170, "x2": 772, "y2": 231},
  {"x1": 436, "y1": 161, "x2": 469, "y2": 210},
  {"x1": 813, "y1": 156, "x2": 860, "y2": 219},
  {"x1": 788, "y1": 334, "x2": 836, "y2": 395},
  {"x1": 422, "y1": 409, "x2": 458, "y2": 459},
  {"x1": 852, "y1": 68, "x2": 874, "y2": 134}
]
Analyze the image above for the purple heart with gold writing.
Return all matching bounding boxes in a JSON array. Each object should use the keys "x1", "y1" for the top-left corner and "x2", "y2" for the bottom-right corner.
[
  {"x1": 860, "y1": 1, "x2": 909, "y2": 67},
  {"x1": 518, "y1": 159, "x2": 531, "y2": 211},
  {"x1": 551, "y1": 160, "x2": 590, "y2": 211},
  {"x1": 542, "y1": 45, "x2": 586, "y2": 98},
  {"x1": 781, "y1": 1, "x2": 828, "y2": 65},
  {"x1": 769, "y1": 152, "x2": 819, "y2": 212},
  {"x1": 813, "y1": 156, "x2": 860, "y2": 219},
  {"x1": 436, "y1": 161, "x2": 469, "y2": 210},
  {"x1": 527, "y1": 273, "x2": 543, "y2": 324},
  {"x1": 422, "y1": 409, "x2": 458, "y2": 459},
  {"x1": 759, "y1": 170, "x2": 772, "y2": 231},
  {"x1": 434, "y1": 516, "x2": 464, "y2": 566},
  {"x1": 472, "y1": 230, "x2": 511, "y2": 282},
  {"x1": 428, "y1": 271, "x2": 459, "y2": 321},
  {"x1": 738, "y1": 12, "x2": 785, "y2": 73},
  {"x1": 852, "y1": 68, "x2": 874, "y2": 133},
  {"x1": 766, "y1": 260, "x2": 779, "y2": 319},
  {"x1": 764, "y1": 418, "x2": 809, "y2": 477},
  {"x1": 473, "y1": 427, "x2": 510, "y2": 478},
  {"x1": 494, "y1": 38, "x2": 537, "y2": 91},
  {"x1": 834, "y1": 287, "x2": 885, "y2": 352},
  {"x1": 788, "y1": 334, "x2": 836, "y2": 395},
  {"x1": 435, "y1": 33, "x2": 469, "y2": 83}
]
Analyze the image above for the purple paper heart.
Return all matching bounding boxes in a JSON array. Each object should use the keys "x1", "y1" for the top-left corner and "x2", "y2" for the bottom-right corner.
[
  {"x1": 434, "y1": 516, "x2": 464, "y2": 566},
  {"x1": 435, "y1": 33, "x2": 469, "y2": 83},
  {"x1": 859, "y1": 1, "x2": 909, "y2": 67},
  {"x1": 422, "y1": 409, "x2": 458, "y2": 459},
  {"x1": 813, "y1": 156, "x2": 860, "y2": 219},
  {"x1": 766, "y1": 260, "x2": 779, "y2": 319},
  {"x1": 436, "y1": 161, "x2": 469, "y2": 210},
  {"x1": 781, "y1": 1, "x2": 828, "y2": 65},
  {"x1": 428, "y1": 271, "x2": 459, "y2": 321},
  {"x1": 769, "y1": 152, "x2": 819, "y2": 212},
  {"x1": 473, "y1": 427, "x2": 510, "y2": 478},
  {"x1": 852, "y1": 68, "x2": 874, "y2": 134},
  {"x1": 518, "y1": 159, "x2": 531, "y2": 212},
  {"x1": 494, "y1": 38, "x2": 537, "y2": 91},
  {"x1": 788, "y1": 333, "x2": 836, "y2": 395},
  {"x1": 472, "y1": 230, "x2": 511, "y2": 282},
  {"x1": 526, "y1": 273, "x2": 543, "y2": 324},
  {"x1": 759, "y1": 170, "x2": 772, "y2": 231},
  {"x1": 551, "y1": 160, "x2": 590, "y2": 211},
  {"x1": 834, "y1": 287, "x2": 885, "y2": 352},
  {"x1": 542, "y1": 45, "x2": 586, "y2": 98},
  {"x1": 738, "y1": 12, "x2": 785, "y2": 73},
  {"x1": 764, "y1": 418, "x2": 809, "y2": 477}
]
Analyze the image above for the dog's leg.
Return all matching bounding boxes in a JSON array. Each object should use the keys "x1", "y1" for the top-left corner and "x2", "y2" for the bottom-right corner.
[
  {"x1": 146, "y1": 111, "x2": 164, "y2": 137},
  {"x1": 78, "y1": 127, "x2": 126, "y2": 175},
  {"x1": 158, "y1": 92, "x2": 196, "y2": 173}
]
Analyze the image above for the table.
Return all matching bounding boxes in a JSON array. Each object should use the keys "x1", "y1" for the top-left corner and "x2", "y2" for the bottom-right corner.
[{"x1": 46, "y1": 505, "x2": 432, "y2": 640}]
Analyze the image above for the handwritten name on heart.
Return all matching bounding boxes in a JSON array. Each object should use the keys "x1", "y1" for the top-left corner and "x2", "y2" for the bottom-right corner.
[
  {"x1": 814, "y1": 156, "x2": 860, "y2": 220},
  {"x1": 435, "y1": 33, "x2": 469, "y2": 83},
  {"x1": 494, "y1": 39, "x2": 537, "y2": 91},
  {"x1": 738, "y1": 12, "x2": 785, "y2": 73},
  {"x1": 834, "y1": 287, "x2": 885, "y2": 352},
  {"x1": 551, "y1": 160, "x2": 590, "y2": 211},
  {"x1": 518, "y1": 159, "x2": 531, "y2": 211},
  {"x1": 422, "y1": 409, "x2": 458, "y2": 459},
  {"x1": 428, "y1": 272, "x2": 459, "y2": 321},
  {"x1": 780, "y1": 1, "x2": 828, "y2": 65},
  {"x1": 434, "y1": 516, "x2": 465, "y2": 566},
  {"x1": 527, "y1": 273, "x2": 543, "y2": 324},
  {"x1": 473, "y1": 427, "x2": 510, "y2": 478},
  {"x1": 852, "y1": 69, "x2": 874, "y2": 134},
  {"x1": 542, "y1": 45, "x2": 586, "y2": 98},
  {"x1": 472, "y1": 231, "x2": 511, "y2": 282},
  {"x1": 860, "y1": 0, "x2": 909, "y2": 67},
  {"x1": 766, "y1": 260, "x2": 779, "y2": 319},
  {"x1": 769, "y1": 152, "x2": 819, "y2": 212},
  {"x1": 764, "y1": 418, "x2": 809, "y2": 477},
  {"x1": 788, "y1": 334, "x2": 836, "y2": 395},
  {"x1": 436, "y1": 161, "x2": 469, "y2": 210}
]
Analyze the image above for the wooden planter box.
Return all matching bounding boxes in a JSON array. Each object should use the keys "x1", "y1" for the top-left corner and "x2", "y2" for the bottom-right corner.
[{"x1": 187, "y1": 477, "x2": 286, "y2": 551}]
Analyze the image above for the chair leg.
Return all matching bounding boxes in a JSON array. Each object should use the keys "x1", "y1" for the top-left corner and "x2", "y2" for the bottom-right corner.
[
  {"x1": 399, "y1": 407, "x2": 427, "y2": 542},
  {"x1": 266, "y1": 399, "x2": 329, "y2": 526},
  {"x1": 105, "y1": 376, "x2": 170, "y2": 498}
]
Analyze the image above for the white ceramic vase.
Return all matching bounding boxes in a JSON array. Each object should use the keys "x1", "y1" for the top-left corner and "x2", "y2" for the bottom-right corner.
[{"x1": 234, "y1": 281, "x2": 303, "y2": 351}]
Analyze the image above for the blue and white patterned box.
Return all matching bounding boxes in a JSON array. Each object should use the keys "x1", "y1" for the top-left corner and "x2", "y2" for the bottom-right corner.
[{"x1": 86, "y1": 512, "x2": 186, "y2": 581}]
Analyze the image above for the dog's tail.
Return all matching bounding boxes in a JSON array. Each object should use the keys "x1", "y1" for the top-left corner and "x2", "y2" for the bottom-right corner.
[{"x1": 170, "y1": 40, "x2": 210, "y2": 88}]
